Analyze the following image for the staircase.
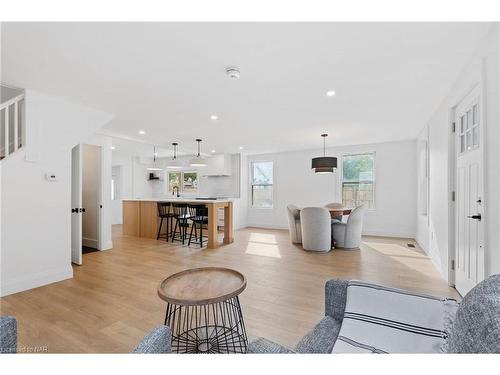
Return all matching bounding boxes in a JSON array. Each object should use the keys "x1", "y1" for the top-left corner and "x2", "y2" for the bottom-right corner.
[{"x1": 0, "y1": 85, "x2": 25, "y2": 160}]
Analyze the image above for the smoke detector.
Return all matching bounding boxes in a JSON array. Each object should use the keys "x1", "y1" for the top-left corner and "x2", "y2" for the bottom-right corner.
[{"x1": 225, "y1": 66, "x2": 241, "y2": 79}]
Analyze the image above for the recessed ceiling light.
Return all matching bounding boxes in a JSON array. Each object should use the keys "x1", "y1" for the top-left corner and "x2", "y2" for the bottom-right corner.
[
  {"x1": 210, "y1": 115, "x2": 218, "y2": 120},
  {"x1": 239, "y1": 146, "x2": 244, "y2": 150},
  {"x1": 326, "y1": 90, "x2": 336, "y2": 97},
  {"x1": 111, "y1": 146, "x2": 116, "y2": 150},
  {"x1": 211, "y1": 149, "x2": 216, "y2": 153},
  {"x1": 138, "y1": 130, "x2": 146, "y2": 135}
]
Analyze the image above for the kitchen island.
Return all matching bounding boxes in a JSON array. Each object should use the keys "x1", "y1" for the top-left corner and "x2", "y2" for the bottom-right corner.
[{"x1": 122, "y1": 198, "x2": 233, "y2": 249}]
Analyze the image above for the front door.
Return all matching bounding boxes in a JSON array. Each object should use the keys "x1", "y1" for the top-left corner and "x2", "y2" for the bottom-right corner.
[{"x1": 455, "y1": 86, "x2": 484, "y2": 296}]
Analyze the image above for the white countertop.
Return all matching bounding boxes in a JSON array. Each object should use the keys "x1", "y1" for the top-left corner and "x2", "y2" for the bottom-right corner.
[{"x1": 123, "y1": 197, "x2": 234, "y2": 204}]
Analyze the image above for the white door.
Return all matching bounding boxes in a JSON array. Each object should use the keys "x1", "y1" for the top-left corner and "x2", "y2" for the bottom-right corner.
[
  {"x1": 455, "y1": 87, "x2": 484, "y2": 296},
  {"x1": 71, "y1": 144, "x2": 83, "y2": 265}
]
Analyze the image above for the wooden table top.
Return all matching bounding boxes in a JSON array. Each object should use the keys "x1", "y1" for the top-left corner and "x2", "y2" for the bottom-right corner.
[
  {"x1": 157, "y1": 267, "x2": 247, "y2": 306},
  {"x1": 329, "y1": 208, "x2": 352, "y2": 215}
]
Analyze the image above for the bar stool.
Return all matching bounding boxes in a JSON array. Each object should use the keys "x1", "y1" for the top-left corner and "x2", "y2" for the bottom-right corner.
[
  {"x1": 157, "y1": 202, "x2": 174, "y2": 241},
  {"x1": 171, "y1": 203, "x2": 191, "y2": 245},
  {"x1": 187, "y1": 204, "x2": 209, "y2": 248}
]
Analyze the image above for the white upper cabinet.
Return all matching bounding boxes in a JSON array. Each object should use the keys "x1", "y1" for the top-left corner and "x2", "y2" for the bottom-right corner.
[{"x1": 203, "y1": 154, "x2": 232, "y2": 176}]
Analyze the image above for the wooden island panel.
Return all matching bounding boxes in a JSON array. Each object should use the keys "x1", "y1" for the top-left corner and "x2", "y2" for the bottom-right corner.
[
  {"x1": 139, "y1": 201, "x2": 160, "y2": 239},
  {"x1": 122, "y1": 199, "x2": 233, "y2": 249},
  {"x1": 122, "y1": 200, "x2": 140, "y2": 236}
]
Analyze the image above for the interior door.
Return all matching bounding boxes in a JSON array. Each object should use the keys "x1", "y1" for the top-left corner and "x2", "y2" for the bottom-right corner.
[
  {"x1": 455, "y1": 87, "x2": 484, "y2": 296},
  {"x1": 71, "y1": 144, "x2": 83, "y2": 265}
]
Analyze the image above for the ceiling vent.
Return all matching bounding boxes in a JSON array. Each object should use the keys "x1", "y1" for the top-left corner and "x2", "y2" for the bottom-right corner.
[{"x1": 225, "y1": 66, "x2": 241, "y2": 79}]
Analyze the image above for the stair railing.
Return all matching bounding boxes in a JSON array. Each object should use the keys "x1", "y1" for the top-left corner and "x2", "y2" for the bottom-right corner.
[{"x1": 1, "y1": 92, "x2": 25, "y2": 159}]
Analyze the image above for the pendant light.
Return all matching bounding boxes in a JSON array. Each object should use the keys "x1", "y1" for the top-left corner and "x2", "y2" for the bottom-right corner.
[
  {"x1": 147, "y1": 145, "x2": 162, "y2": 171},
  {"x1": 167, "y1": 142, "x2": 183, "y2": 169},
  {"x1": 189, "y1": 139, "x2": 208, "y2": 167},
  {"x1": 312, "y1": 134, "x2": 337, "y2": 174}
]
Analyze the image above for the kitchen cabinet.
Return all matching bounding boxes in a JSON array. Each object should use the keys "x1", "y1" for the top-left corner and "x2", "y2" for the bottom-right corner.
[{"x1": 204, "y1": 154, "x2": 232, "y2": 176}]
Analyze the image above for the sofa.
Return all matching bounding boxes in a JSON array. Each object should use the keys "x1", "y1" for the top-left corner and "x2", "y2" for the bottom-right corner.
[{"x1": 248, "y1": 274, "x2": 500, "y2": 353}]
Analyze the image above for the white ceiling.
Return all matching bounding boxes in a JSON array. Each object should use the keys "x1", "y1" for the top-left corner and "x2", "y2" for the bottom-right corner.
[{"x1": 1, "y1": 22, "x2": 494, "y2": 155}]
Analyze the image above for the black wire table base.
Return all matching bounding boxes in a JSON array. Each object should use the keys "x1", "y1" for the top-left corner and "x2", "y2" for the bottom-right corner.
[{"x1": 164, "y1": 296, "x2": 248, "y2": 354}]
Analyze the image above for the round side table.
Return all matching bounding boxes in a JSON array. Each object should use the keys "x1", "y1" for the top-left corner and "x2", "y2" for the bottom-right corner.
[{"x1": 158, "y1": 267, "x2": 248, "y2": 354}]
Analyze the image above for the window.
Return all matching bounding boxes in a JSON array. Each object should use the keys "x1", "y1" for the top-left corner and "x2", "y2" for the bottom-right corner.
[
  {"x1": 251, "y1": 161, "x2": 273, "y2": 208},
  {"x1": 168, "y1": 171, "x2": 198, "y2": 193},
  {"x1": 182, "y1": 171, "x2": 198, "y2": 192},
  {"x1": 459, "y1": 103, "x2": 479, "y2": 153},
  {"x1": 342, "y1": 153, "x2": 375, "y2": 209}
]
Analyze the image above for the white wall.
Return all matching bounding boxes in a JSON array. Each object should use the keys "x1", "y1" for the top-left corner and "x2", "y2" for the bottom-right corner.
[
  {"x1": 416, "y1": 25, "x2": 500, "y2": 281},
  {"x1": 246, "y1": 140, "x2": 417, "y2": 238},
  {"x1": 0, "y1": 90, "x2": 113, "y2": 296},
  {"x1": 111, "y1": 153, "x2": 134, "y2": 225}
]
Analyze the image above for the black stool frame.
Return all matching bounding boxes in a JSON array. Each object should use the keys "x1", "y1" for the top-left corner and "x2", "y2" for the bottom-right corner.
[{"x1": 157, "y1": 202, "x2": 174, "y2": 241}]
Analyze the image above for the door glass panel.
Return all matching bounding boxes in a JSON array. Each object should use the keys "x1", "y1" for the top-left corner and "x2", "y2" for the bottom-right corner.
[
  {"x1": 461, "y1": 135, "x2": 465, "y2": 153},
  {"x1": 472, "y1": 104, "x2": 478, "y2": 125},
  {"x1": 473, "y1": 127, "x2": 479, "y2": 147},
  {"x1": 460, "y1": 116, "x2": 465, "y2": 133},
  {"x1": 466, "y1": 131, "x2": 472, "y2": 150},
  {"x1": 466, "y1": 110, "x2": 471, "y2": 129}
]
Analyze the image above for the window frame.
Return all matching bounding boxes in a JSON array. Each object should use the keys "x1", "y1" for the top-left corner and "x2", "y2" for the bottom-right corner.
[
  {"x1": 167, "y1": 170, "x2": 199, "y2": 194},
  {"x1": 249, "y1": 160, "x2": 274, "y2": 209},
  {"x1": 340, "y1": 151, "x2": 376, "y2": 211}
]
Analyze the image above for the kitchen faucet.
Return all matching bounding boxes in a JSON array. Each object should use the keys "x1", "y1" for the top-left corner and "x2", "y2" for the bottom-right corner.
[{"x1": 172, "y1": 186, "x2": 180, "y2": 197}]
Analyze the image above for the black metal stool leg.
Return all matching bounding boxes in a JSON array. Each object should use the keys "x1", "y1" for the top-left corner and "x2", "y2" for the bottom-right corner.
[
  {"x1": 172, "y1": 219, "x2": 179, "y2": 243},
  {"x1": 188, "y1": 221, "x2": 195, "y2": 246},
  {"x1": 157, "y1": 217, "x2": 163, "y2": 240}
]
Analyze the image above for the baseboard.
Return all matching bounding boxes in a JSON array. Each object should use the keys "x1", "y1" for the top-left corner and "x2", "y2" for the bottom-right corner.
[
  {"x1": 0, "y1": 265, "x2": 73, "y2": 297},
  {"x1": 361, "y1": 230, "x2": 416, "y2": 239},
  {"x1": 246, "y1": 223, "x2": 288, "y2": 230},
  {"x1": 99, "y1": 240, "x2": 113, "y2": 251},
  {"x1": 82, "y1": 237, "x2": 98, "y2": 248}
]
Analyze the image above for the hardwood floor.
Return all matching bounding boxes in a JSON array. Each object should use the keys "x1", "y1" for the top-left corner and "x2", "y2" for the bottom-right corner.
[{"x1": 0, "y1": 225, "x2": 459, "y2": 353}]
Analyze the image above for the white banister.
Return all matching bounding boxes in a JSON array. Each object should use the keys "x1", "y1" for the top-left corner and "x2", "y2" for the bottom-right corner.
[
  {"x1": 4, "y1": 105, "x2": 9, "y2": 156},
  {"x1": 0, "y1": 93, "x2": 24, "y2": 110},
  {"x1": 14, "y1": 101, "x2": 19, "y2": 152},
  {"x1": 1, "y1": 92, "x2": 24, "y2": 160}
]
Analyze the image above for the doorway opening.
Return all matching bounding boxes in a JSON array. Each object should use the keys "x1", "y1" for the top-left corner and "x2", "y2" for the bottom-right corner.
[{"x1": 71, "y1": 143, "x2": 103, "y2": 265}]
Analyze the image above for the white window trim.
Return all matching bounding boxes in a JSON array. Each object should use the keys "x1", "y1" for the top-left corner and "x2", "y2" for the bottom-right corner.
[
  {"x1": 340, "y1": 151, "x2": 376, "y2": 211},
  {"x1": 166, "y1": 170, "x2": 199, "y2": 194},
  {"x1": 249, "y1": 160, "x2": 274, "y2": 209}
]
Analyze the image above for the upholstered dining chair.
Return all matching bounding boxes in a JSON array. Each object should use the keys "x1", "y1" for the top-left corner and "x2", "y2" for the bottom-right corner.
[
  {"x1": 300, "y1": 207, "x2": 332, "y2": 252},
  {"x1": 324, "y1": 202, "x2": 344, "y2": 222},
  {"x1": 332, "y1": 205, "x2": 366, "y2": 249},
  {"x1": 286, "y1": 204, "x2": 302, "y2": 244}
]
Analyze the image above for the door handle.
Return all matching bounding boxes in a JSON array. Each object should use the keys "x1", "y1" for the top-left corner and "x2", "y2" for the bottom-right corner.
[
  {"x1": 72, "y1": 208, "x2": 78, "y2": 213},
  {"x1": 467, "y1": 214, "x2": 481, "y2": 221}
]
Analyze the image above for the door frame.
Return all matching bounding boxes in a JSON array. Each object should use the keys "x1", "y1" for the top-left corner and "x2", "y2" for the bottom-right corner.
[
  {"x1": 448, "y1": 59, "x2": 487, "y2": 288},
  {"x1": 73, "y1": 143, "x2": 105, "y2": 256}
]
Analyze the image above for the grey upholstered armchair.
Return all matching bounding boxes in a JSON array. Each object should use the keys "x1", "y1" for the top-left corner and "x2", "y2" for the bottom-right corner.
[
  {"x1": 132, "y1": 326, "x2": 172, "y2": 353},
  {"x1": 286, "y1": 204, "x2": 302, "y2": 244},
  {"x1": 0, "y1": 316, "x2": 17, "y2": 354},
  {"x1": 300, "y1": 207, "x2": 332, "y2": 252},
  {"x1": 248, "y1": 274, "x2": 500, "y2": 353},
  {"x1": 332, "y1": 205, "x2": 366, "y2": 249}
]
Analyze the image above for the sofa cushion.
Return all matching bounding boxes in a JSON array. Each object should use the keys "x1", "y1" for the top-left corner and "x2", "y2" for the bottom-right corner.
[
  {"x1": 331, "y1": 281, "x2": 458, "y2": 353},
  {"x1": 445, "y1": 274, "x2": 500, "y2": 353}
]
